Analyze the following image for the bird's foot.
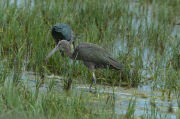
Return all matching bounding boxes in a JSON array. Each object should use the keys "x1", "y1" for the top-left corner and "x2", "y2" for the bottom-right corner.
[{"x1": 89, "y1": 86, "x2": 97, "y2": 93}]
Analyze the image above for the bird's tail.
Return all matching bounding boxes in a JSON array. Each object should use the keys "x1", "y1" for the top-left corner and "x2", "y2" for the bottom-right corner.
[{"x1": 107, "y1": 56, "x2": 124, "y2": 70}]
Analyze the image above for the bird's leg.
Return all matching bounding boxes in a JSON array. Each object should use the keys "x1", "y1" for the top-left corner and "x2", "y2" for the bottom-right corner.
[
  {"x1": 93, "y1": 72, "x2": 97, "y2": 86},
  {"x1": 89, "y1": 72, "x2": 97, "y2": 90}
]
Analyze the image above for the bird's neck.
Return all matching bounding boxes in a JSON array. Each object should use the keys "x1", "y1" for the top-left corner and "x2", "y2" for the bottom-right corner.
[{"x1": 63, "y1": 45, "x2": 74, "y2": 59}]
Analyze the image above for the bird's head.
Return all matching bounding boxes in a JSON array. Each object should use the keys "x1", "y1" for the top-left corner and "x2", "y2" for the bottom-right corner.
[
  {"x1": 52, "y1": 24, "x2": 65, "y2": 33},
  {"x1": 45, "y1": 40, "x2": 70, "y2": 62},
  {"x1": 57, "y1": 40, "x2": 70, "y2": 49},
  {"x1": 51, "y1": 23, "x2": 73, "y2": 43}
]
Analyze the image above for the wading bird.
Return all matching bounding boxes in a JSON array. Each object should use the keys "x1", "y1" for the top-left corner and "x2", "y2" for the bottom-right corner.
[
  {"x1": 51, "y1": 23, "x2": 76, "y2": 51},
  {"x1": 45, "y1": 40, "x2": 124, "y2": 90},
  {"x1": 41, "y1": 24, "x2": 75, "y2": 79}
]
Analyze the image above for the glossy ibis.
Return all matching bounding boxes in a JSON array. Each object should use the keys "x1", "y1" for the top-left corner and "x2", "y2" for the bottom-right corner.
[
  {"x1": 51, "y1": 23, "x2": 76, "y2": 51},
  {"x1": 45, "y1": 40, "x2": 124, "y2": 90}
]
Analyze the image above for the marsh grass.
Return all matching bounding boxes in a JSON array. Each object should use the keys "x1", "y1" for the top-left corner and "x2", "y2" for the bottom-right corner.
[
  {"x1": 0, "y1": 76, "x2": 119, "y2": 119},
  {"x1": 0, "y1": 0, "x2": 180, "y2": 118}
]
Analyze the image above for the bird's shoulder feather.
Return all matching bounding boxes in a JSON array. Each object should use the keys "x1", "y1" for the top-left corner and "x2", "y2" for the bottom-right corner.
[{"x1": 75, "y1": 43, "x2": 111, "y2": 64}]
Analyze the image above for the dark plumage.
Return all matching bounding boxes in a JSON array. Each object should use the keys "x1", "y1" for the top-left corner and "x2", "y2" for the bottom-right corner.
[
  {"x1": 51, "y1": 23, "x2": 76, "y2": 50},
  {"x1": 45, "y1": 40, "x2": 123, "y2": 89}
]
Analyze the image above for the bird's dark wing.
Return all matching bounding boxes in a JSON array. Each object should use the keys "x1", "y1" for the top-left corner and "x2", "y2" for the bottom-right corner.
[{"x1": 77, "y1": 43, "x2": 123, "y2": 70}]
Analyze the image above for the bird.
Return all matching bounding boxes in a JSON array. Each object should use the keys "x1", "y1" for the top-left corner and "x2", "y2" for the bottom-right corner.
[
  {"x1": 51, "y1": 23, "x2": 76, "y2": 52},
  {"x1": 45, "y1": 40, "x2": 124, "y2": 90}
]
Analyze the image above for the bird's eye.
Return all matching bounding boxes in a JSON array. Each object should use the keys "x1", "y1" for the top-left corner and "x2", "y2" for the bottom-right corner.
[{"x1": 58, "y1": 43, "x2": 62, "y2": 46}]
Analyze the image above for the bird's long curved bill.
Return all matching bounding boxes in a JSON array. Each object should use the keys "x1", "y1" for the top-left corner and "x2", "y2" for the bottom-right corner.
[{"x1": 45, "y1": 45, "x2": 61, "y2": 63}]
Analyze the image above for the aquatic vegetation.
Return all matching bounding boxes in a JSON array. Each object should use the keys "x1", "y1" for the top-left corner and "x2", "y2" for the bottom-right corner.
[{"x1": 0, "y1": 0, "x2": 179, "y2": 118}]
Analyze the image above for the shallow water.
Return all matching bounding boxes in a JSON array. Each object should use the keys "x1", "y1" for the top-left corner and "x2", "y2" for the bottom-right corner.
[
  {"x1": 20, "y1": 71, "x2": 178, "y2": 118},
  {"x1": 112, "y1": 1, "x2": 180, "y2": 92}
]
